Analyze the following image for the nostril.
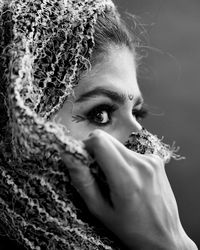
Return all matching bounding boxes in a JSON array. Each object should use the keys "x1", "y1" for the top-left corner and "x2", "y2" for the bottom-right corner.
[
  {"x1": 124, "y1": 128, "x2": 184, "y2": 164},
  {"x1": 117, "y1": 117, "x2": 142, "y2": 145},
  {"x1": 128, "y1": 116, "x2": 142, "y2": 133}
]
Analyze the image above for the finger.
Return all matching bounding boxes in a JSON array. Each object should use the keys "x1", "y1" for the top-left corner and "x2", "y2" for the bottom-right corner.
[
  {"x1": 83, "y1": 130, "x2": 133, "y2": 190},
  {"x1": 99, "y1": 131, "x2": 132, "y2": 158},
  {"x1": 84, "y1": 129, "x2": 144, "y2": 170},
  {"x1": 103, "y1": 132, "x2": 166, "y2": 171},
  {"x1": 61, "y1": 153, "x2": 106, "y2": 213},
  {"x1": 98, "y1": 130, "x2": 144, "y2": 162}
]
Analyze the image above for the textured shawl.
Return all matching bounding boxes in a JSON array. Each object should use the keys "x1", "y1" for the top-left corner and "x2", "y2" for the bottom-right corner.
[{"x1": 0, "y1": 1, "x2": 181, "y2": 249}]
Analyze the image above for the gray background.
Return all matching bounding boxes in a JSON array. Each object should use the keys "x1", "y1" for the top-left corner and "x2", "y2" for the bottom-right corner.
[{"x1": 115, "y1": 0, "x2": 200, "y2": 247}]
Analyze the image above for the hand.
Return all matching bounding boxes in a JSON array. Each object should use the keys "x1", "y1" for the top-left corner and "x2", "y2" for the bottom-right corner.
[{"x1": 62, "y1": 129, "x2": 197, "y2": 250}]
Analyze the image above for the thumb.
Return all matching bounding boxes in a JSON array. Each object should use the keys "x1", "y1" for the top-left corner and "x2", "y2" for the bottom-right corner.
[{"x1": 61, "y1": 153, "x2": 105, "y2": 214}]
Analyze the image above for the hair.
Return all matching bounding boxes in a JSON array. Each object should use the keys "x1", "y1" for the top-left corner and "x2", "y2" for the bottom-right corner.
[
  {"x1": 91, "y1": 8, "x2": 140, "y2": 69},
  {"x1": 0, "y1": 2, "x2": 141, "y2": 250},
  {"x1": 0, "y1": 4, "x2": 141, "y2": 162}
]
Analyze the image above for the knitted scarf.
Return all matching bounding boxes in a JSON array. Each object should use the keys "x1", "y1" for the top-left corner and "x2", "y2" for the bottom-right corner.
[{"x1": 0, "y1": 0, "x2": 182, "y2": 249}]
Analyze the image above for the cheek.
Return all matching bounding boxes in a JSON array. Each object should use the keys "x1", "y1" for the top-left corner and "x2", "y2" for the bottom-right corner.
[
  {"x1": 68, "y1": 123, "x2": 92, "y2": 140},
  {"x1": 52, "y1": 102, "x2": 93, "y2": 140},
  {"x1": 53, "y1": 114, "x2": 92, "y2": 140}
]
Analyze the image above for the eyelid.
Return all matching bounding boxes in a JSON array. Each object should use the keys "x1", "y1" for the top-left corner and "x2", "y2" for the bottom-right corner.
[
  {"x1": 85, "y1": 103, "x2": 118, "y2": 126},
  {"x1": 132, "y1": 106, "x2": 149, "y2": 119},
  {"x1": 83, "y1": 103, "x2": 118, "y2": 116},
  {"x1": 133, "y1": 100, "x2": 144, "y2": 108}
]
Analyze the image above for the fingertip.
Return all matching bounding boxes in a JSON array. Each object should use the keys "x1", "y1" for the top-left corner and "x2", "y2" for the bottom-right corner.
[
  {"x1": 84, "y1": 129, "x2": 104, "y2": 141},
  {"x1": 87, "y1": 129, "x2": 107, "y2": 144},
  {"x1": 61, "y1": 153, "x2": 82, "y2": 174},
  {"x1": 83, "y1": 129, "x2": 106, "y2": 152}
]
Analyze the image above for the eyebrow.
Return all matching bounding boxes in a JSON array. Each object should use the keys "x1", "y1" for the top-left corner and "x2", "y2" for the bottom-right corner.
[{"x1": 75, "y1": 87, "x2": 144, "y2": 106}]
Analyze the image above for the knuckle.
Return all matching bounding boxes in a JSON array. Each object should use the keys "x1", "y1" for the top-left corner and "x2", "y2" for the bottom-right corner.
[
  {"x1": 91, "y1": 129, "x2": 105, "y2": 138},
  {"x1": 90, "y1": 129, "x2": 107, "y2": 146},
  {"x1": 136, "y1": 156, "x2": 158, "y2": 179},
  {"x1": 143, "y1": 163, "x2": 155, "y2": 178},
  {"x1": 124, "y1": 168, "x2": 142, "y2": 191},
  {"x1": 137, "y1": 159, "x2": 155, "y2": 179},
  {"x1": 145, "y1": 154, "x2": 164, "y2": 170}
]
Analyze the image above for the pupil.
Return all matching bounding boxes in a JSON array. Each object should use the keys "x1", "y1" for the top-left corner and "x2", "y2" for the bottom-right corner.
[{"x1": 96, "y1": 112, "x2": 104, "y2": 122}]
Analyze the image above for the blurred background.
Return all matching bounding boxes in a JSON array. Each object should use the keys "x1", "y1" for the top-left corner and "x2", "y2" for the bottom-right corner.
[{"x1": 115, "y1": 0, "x2": 200, "y2": 247}]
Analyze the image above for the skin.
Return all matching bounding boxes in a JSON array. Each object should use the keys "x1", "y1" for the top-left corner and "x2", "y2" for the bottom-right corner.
[
  {"x1": 55, "y1": 46, "x2": 197, "y2": 249},
  {"x1": 53, "y1": 46, "x2": 143, "y2": 143}
]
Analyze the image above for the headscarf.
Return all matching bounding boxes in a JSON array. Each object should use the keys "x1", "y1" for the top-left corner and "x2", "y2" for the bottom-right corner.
[{"x1": 0, "y1": 0, "x2": 182, "y2": 249}]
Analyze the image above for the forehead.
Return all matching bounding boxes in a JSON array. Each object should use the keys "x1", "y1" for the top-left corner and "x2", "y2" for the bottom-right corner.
[{"x1": 74, "y1": 46, "x2": 140, "y2": 97}]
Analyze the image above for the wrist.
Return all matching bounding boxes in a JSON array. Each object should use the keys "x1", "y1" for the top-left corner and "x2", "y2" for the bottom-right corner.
[
  {"x1": 175, "y1": 228, "x2": 198, "y2": 250},
  {"x1": 126, "y1": 236, "x2": 198, "y2": 250},
  {"x1": 162, "y1": 225, "x2": 198, "y2": 250},
  {"x1": 125, "y1": 226, "x2": 198, "y2": 250}
]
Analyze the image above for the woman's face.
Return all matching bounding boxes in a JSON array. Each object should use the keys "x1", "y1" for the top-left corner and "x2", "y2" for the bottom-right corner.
[{"x1": 54, "y1": 46, "x2": 147, "y2": 143}]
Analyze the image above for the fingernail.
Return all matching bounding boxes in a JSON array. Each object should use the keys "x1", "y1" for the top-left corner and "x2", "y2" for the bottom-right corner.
[{"x1": 88, "y1": 132, "x2": 94, "y2": 137}]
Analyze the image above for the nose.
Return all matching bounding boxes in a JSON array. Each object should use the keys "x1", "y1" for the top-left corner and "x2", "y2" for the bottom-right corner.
[{"x1": 115, "y1": 116, "x2": 143, "y2": 144}]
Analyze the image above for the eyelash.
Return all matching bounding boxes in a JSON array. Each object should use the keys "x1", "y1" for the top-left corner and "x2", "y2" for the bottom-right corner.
[
  {"x1": 72, "y1": 104, "x2": 149, "y2": 127},
  {"x1": 132, "y1": 107, "x2": 149, "y2": 121},
  {"x1": 86, "y1": 104, "x2": 117, "y2": 127}
]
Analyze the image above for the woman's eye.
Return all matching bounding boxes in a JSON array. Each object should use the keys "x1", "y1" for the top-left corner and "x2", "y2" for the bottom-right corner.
[
  {"x1": 132, "y1": 107, "x2": 149, "y2": 121},
  {"x1": 93, "y1": 110, "x2": 110, "y2": 124},
  {"x1": 86, "y1": 104, "x2": 116, "y2": 126}
]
